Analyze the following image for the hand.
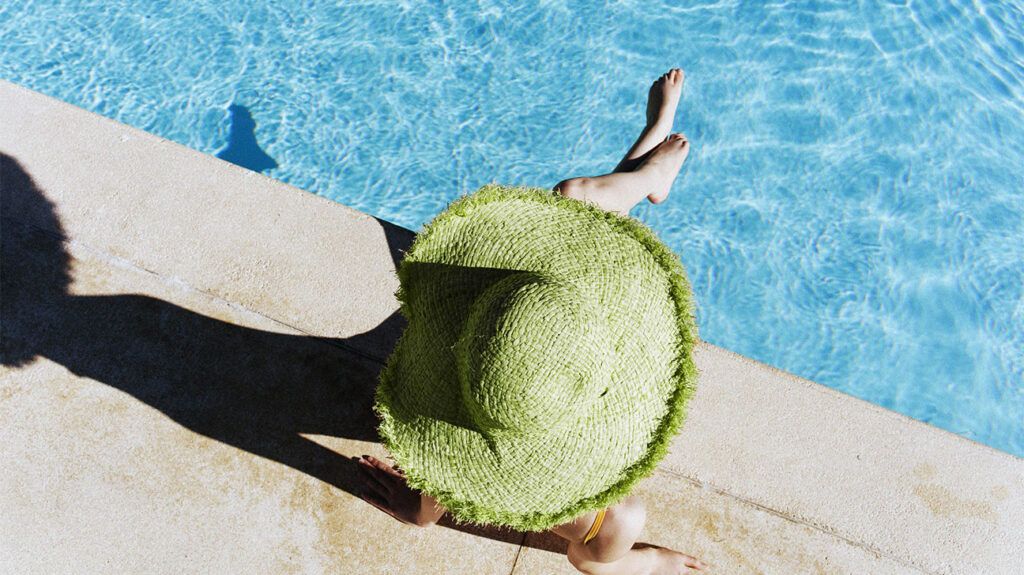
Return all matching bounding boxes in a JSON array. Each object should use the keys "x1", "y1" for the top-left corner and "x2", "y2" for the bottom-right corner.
[{"x1": 356, "y1": 454, "x2": 442, "y2": 527}]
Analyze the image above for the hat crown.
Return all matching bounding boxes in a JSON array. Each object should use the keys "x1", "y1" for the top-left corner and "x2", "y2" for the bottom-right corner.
[{"x1": 454, "y1": 271, "x2": 613, "y2": 435}]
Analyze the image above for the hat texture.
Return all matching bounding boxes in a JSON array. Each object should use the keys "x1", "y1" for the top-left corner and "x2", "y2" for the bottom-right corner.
[{"x1": 374, "y1": 183, "x2": 699, "y2": 532}]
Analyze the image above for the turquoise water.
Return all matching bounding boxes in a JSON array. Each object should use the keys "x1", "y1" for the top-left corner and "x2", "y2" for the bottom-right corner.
[{"x1": 2, "y1": 1, "x2": 1022, "y2": 457}]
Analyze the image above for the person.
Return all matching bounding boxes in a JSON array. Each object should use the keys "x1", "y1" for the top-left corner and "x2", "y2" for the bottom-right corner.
[{"x1": 358, "y1": 68, "x2": 707, "y2": 574}]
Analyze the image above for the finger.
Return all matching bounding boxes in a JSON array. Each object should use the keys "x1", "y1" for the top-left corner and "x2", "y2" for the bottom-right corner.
[
  {"x1": 359, "y1": 490, "x2": 397, "y2": 519},
  {"x1": 365, "y1": 454, "x2": 406, "y2": 480},
  {"x1": 358, "y1": 459, "x2": 395, "y2": 494},
  {"x1": 359, "y1": 491, "x2": 419, "y2": 527},
  {"x1": 382, "y1": 463, "x2": 406, "y2": 479},
  {"x1": 357, "y1": 460, "x2": 394, "y2": 495}
]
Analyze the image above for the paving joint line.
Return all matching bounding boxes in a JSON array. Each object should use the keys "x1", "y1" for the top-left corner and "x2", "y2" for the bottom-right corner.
[
  {"x1": 8, "y1": 217, "x2": 391, "y2": 366},
  {"x1": 506, "y1": 533, "x2": 527, "y2": 575},
  {"x1": 653, "y1": 467, "x2": 936, "y2": 575}
]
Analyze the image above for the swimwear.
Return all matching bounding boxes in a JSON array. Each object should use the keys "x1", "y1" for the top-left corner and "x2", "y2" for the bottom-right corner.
[{"x1": 583, "y1": 508, "x2": 606, "y2": 545}]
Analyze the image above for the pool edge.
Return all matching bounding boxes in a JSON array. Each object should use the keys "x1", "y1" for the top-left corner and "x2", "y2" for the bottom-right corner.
[{"x1": 2, "y1": 79, "x2": 1021, "y2": 574}]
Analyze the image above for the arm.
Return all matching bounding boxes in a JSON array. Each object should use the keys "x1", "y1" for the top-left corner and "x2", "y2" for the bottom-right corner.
[
  {"x1": 357, "y1": 454, "x2": 446, "y2": 527},
  {"x1": 416, "y1": 491, "x2": 446, "y2": 526}
]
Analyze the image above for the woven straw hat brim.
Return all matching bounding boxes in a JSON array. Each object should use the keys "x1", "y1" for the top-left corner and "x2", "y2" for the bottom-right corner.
[{"x1": 374, "y1": 184, "x2": 699, "y2": 532}]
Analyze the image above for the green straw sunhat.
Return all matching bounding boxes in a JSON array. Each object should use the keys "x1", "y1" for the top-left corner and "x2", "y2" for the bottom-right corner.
[{"x1": 374, "y1": 183, "x2": 699, "y2": 532}]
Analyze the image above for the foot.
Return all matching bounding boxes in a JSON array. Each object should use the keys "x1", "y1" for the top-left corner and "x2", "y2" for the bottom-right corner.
[
  {"x1": 635, "y1": 543, "x2": 708, "y2": 574},
  {"x1": 643, "y1": 70, "x2": 685, "y2": 203},
  {"x1": 646, "y1": 68, "x2": 685, "y2": 135},
  {"x1": 637, "y1": 133, "x2": 690, "y2": 205},
  {"x1": 613, "y1": 69, "x2": 685, "y2": 179}
]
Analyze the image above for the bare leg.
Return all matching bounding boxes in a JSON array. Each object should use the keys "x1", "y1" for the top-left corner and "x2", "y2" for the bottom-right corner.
[
  {"x1": 553, "y1": 69, "x2": 689, "y2": 216},
  {"x1": 358, "y1": 458, "x2": 708, "y2": 574},
  {"x1": 554, "y1": 134, "x2": 690, "y2": 216},
  {"x1": 568, "y1": 542, "x2": 706, "y2": 575},
  {"x1": 549, "y1": 496, "x2": 707, "y2": 574}
]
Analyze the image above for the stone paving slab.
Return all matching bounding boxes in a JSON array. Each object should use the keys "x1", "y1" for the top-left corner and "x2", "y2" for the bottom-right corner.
[
  {"x1": 0, "y1": 80, "x2": 410, "y2": 365},
  {"x1": 513, "y1": 471, "x2": 919, "y2": 575},
  {"x1": 2, "y1": 80, "x2": 1022, "y2": 574},
  {"x1": 666, "y1": 345, "x2": 1024, "y2": 575},
  {"x1": 0, "y1": 231, "x2": 520, "y2": 575}
]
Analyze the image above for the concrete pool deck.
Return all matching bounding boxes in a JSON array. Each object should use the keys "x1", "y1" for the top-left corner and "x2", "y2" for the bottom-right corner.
[{"x1": 1, "y1": 80, "x2": 1021, "y2": 574}]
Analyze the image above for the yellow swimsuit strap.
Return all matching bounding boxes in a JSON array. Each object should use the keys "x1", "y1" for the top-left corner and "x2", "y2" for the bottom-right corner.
[{"x1": 583, "y1": 508, "x2": 606, "y2": 545}]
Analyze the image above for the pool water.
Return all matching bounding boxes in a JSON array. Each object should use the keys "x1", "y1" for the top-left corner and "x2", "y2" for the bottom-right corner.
[{"x1": 2, "y1": 1, "x2": 1022, "y2": 456}]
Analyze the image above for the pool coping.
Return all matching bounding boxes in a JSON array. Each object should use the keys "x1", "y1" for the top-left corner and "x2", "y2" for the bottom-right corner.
[{"x1": 2, "y1": 79, "x2": 1021, "y2": 574}]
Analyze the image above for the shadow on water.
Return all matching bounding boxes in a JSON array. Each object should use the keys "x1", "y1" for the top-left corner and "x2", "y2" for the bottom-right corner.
[
  {"x1": 215, "y1": 104, "x2": 279, "y2": 173},
  {"x1": 0, "y1": 153, "x2": 564, "y2": 551}
]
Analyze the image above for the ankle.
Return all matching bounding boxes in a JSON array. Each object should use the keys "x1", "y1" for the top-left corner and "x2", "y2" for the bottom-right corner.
[{"x1": 644, "y1": 118, "x2": 672, "y2": 134}]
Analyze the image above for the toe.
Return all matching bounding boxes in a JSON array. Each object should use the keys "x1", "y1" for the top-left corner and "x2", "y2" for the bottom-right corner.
[
  {"x1": 681, "y1": 553, "x2": 707, "y2": 570},
  {"x1": 669, "y1": 134, "x2": 691, "y2": 155}
]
